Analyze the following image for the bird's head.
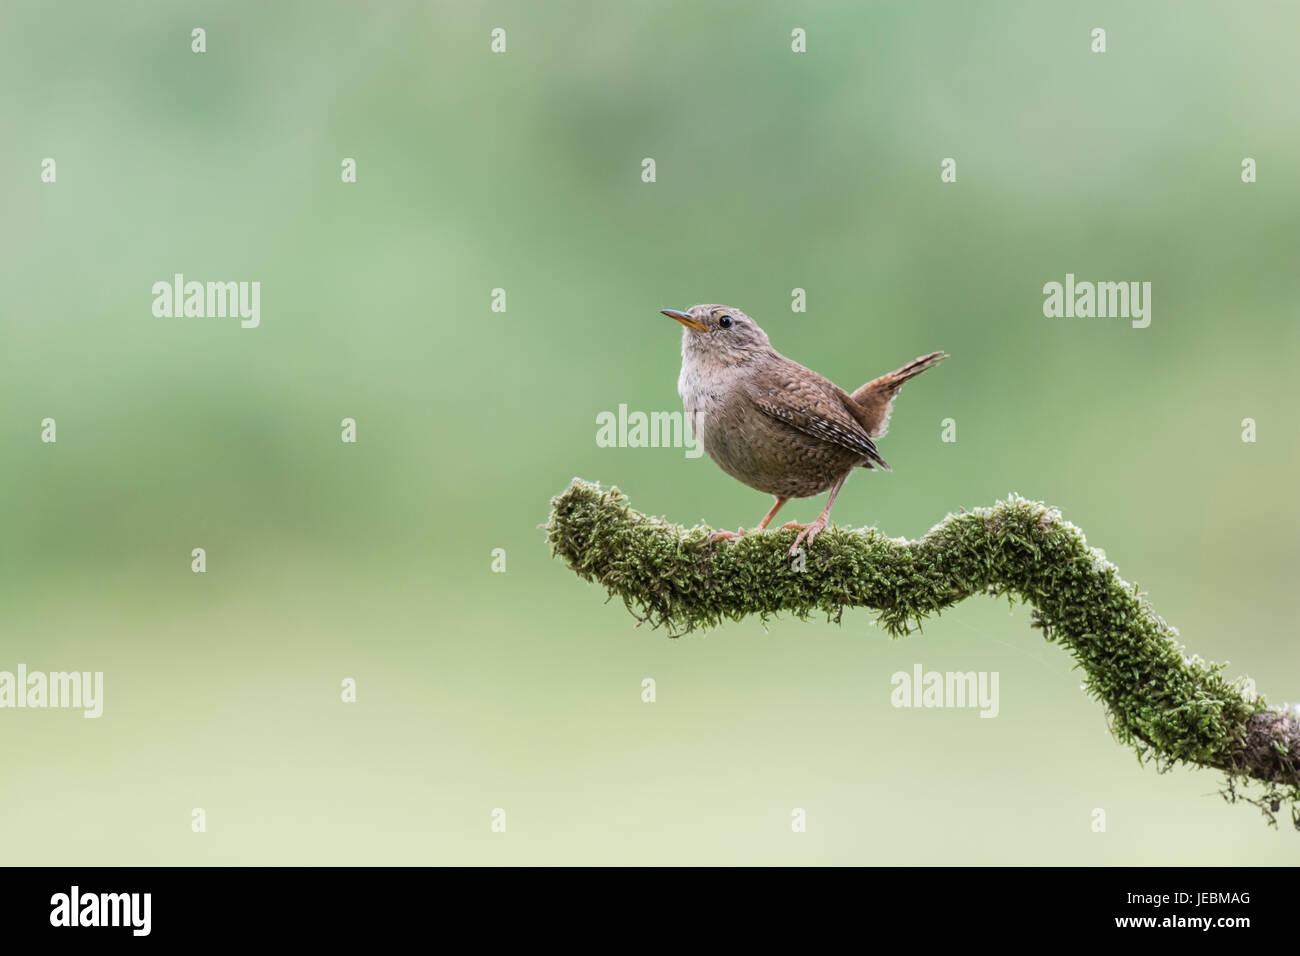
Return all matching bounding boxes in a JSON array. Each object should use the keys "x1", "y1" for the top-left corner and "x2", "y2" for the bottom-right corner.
[{"x1": 659, "y1": 304, "x2": 771, "y2": 360}]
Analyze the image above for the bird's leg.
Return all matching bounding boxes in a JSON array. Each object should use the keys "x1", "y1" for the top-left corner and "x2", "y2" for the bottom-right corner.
[
  {"x1": 784, "y1": 475, "x2": 847, "y2": 556},
  {"x1": 755, "y1": 496, "x2": 789, "y2": 531},
  {"x1": 708, "y1": 496, "x2": 789, "y2": 543}
]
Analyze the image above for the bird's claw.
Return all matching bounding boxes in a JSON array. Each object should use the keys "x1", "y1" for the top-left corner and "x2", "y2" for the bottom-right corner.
[
  {"x1": 787, "y1": 518, "x2": 828, "y2": 556},
  {"x1": 709, "y1": 527, "x2": 745, "y2": 543}
]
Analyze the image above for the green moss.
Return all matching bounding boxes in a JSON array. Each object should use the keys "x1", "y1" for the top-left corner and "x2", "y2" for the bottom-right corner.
[{"x1": 546, "y1": 478, "x2": 1300, "y2": 830}]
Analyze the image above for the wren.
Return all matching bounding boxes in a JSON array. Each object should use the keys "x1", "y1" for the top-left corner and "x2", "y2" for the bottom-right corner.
[{"x1": 661, "y1": 304, "x2": 946, "y2": 555}]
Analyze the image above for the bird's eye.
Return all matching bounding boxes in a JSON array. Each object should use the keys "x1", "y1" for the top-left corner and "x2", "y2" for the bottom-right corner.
[{"x1": 717, "y1": 315, "x2": 734, "y2": 329}]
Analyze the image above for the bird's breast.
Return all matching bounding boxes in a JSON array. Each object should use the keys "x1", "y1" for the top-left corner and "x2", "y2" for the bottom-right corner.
[
  {"x1": 676, "y1": 356, "x2": 857, "y2": 500},
  {"x1": 677, "y1": 359, "x2": 725, "y2": 425}
]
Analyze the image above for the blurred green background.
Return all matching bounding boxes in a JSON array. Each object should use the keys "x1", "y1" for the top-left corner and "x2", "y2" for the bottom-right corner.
[{"x1": 2, "y1": 0, "x2": 1297, "y2": 864}]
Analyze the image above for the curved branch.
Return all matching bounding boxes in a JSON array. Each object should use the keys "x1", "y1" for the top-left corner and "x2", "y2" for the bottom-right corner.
[{"x1": 546, "y1": 478, "x2": 1300, "y2": 827}]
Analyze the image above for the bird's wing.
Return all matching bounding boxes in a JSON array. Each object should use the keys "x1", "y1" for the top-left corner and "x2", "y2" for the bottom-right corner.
[{"x1": 744, "y1": 364, "x2": 891, "y2": 471}]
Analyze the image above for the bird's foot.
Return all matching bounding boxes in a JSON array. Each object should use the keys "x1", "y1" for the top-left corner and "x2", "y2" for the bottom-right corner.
[
  {"x1": 784, "y1": 518, "x2": 828, "y2": 556},
  {"x1": 708, "y1": 527, "x2": 745, "y2": 543}
]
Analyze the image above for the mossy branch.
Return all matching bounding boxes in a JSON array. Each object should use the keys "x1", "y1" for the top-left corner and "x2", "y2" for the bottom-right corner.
[{"x1": 546, "y1": 478, "x2": 1300, "y2": 828}]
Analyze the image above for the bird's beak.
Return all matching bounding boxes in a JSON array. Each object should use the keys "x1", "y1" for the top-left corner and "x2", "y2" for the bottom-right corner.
[{"x1": 661, "y1": 309, "x2": 707, "y2": 331}]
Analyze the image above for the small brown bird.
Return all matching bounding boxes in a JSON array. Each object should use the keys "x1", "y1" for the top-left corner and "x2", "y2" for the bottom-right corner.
[{"x1": 661, "y1": 304, "x2": 946, "y2": 555}]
